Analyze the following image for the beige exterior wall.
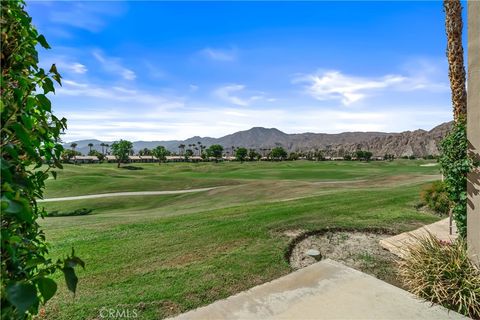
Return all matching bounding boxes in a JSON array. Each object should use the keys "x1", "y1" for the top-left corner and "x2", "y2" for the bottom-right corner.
[{"x1": 467, "y1": 0, "x2": 480, "y2": 264}]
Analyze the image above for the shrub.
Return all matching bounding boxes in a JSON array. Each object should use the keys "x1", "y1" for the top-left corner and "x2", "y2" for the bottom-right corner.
[
  {"x1": 397, "y1": 234, "x2": 480, "y2": 318},
  {"x1": 439, "y1": 120, "x2": 473, "y2": 237},
  {"x1": 1, "y1": 1, "x2": 83, "y2": 318},
  {"x1": 420, "y1": 181, "x2": 451, "y2": 215},
  {"x1": 48, "y1": 208, "x2": 93, "y2": 217}
]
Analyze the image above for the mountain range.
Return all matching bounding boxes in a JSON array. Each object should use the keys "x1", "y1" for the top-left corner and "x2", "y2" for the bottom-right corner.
[{"x1": 65, "y1": 121, "x2": 453, "y2": 158}]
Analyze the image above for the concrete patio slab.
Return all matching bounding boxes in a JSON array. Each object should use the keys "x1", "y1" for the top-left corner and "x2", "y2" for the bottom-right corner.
[
  {"x1": 379, "y1": 218, "x2": 457, "y2": 258},
  {"x1": 170, "y1": 259, "x2": 466, "y2": 320}
]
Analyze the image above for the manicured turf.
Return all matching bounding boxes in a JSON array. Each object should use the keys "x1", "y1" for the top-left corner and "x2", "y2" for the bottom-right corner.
[{"x1": 40, "y1": 160, "x2": 441, "y2": 319}]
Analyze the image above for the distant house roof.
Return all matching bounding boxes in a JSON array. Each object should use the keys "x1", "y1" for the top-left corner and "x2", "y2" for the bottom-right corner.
[
  {"x1": 166, "y1": 156, "x2": 183, "y2": 160},
  {"x1": 76, "y1": 156, "x2": 99, "y2": 161},
  {"x1": 129, "y1": 155, "x2": 142, "y2": 160},
  {"x1": 105, "y1": 155, "x2": 117, "y2": 160},
  {"x1": 140, "y1": 155, "x2": 157, "y2": 160}
]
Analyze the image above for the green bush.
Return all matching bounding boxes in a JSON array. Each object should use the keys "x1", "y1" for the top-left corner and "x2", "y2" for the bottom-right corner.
[
  {"x1": 439, "y1": 120, "x2": 473, "y2": 238},
  {"x1": 420, "y1": 181, "x2": 451, "y2": 215},
  {"x1": 397, "y1": 234, "x2": 480, "y2": 318},
  {"x1": 1, "y1": 2, "x2": 83, "y2": 318},
  {"x1": 48, "y1": 208, "x2": 93, "y2": 217}
]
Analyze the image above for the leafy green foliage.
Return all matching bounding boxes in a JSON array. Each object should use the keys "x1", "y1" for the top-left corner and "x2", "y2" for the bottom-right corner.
[
  {"x1": 184, "y1": 149, "x2": 194, "y2": 159},
  {"x1": 138, "y1": 148, "x2": 151, "y2": 156},
  {"x1": 152, "y1": 145, "x2": 170, "y2": 164},
  {"x1": 110, "y1": 140, "x2": 133, "y2": 168},
  {"x1": 235, "y1": 147, "x2": 248, "y2": 162},
  {"x1": 88, "y1": 150, "x2": 105, "y2": 161},
  {"x1": 270, "y1": 147, "x2": 287, "y2": 160},
  {"x1": 248, "y1": 149, "x2": 260, "y2": 161},
  {"x1": 438, "y1": 120, "x2": 473, "y2": 237},
  {"x1": 61, "y1": 149, "x2": 82, "y2": 162},
  {"x1": 420, "y1": 181, "x2": 451, "y2": 216},
  {"x1": 288, "y1": 152, "x2": 299, "y2": 161},
  {"x1": 48, "y1": 208, "x2": 93, "y2": 217},
  {"x1": 398, "y1": 234, "x2": 480, "y2": 318},
  {"x1": 0, "y1": 1, "x2": 84, "y2": 318},
  {"x1": 207, "y1": 144, "x2": 223, "y2": 161},
  {"x1": 355, "y1": 150, "x2": 373, "y2": 161}
]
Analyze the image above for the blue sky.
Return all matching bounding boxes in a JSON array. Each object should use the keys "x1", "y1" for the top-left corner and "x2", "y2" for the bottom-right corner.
[{"x1": 27, "y1": 1, "x2": 463, "y2": 142}]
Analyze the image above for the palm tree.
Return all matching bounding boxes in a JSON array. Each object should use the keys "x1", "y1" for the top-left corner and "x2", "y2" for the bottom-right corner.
[
  {"x1": 105, "y1": 144, "x2": 110, "y2": 155},
  {"x1": 444, "y1": 0, "x2": 467, "y2": 121},
  {"x1": 443, "y1": 0, "x2": 468, "y2": 237},
  {"x1": 70, "y1": 142, "x2": 78, "y2": 164},
  {"x1": 178, "y1": 144, "x2": 185, "y2": 156},
  {"x1": 100, "y1": 142, "x2": 105, "y2": 155},
  {"x1": 88, "y1": 143, "x2": 93, "y2": 153}
]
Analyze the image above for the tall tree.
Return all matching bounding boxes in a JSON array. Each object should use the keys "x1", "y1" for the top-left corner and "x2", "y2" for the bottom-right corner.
[
  {"x1": 185, "y1": 149, "x2": 194, "y2": 160},
  {"x1": 207, "y1": 144, "x2": 223, "y2": 162},
  {"x1": 178, "y1": 144, "x2": 185, "y2": 156},
  {"x1": 270, "y1": 147, "x2": 287, "y2": 160},
  {"x1": 235, "y1": 147, "x2": 248, "y2": 163},
  {"x1": 152, "y1": 146, "x2": 169, "y2": 164},
  {"x1": 248, "y1": 149, "x2": 259, "y2": 161},
  {"x1": 111, "y1": 140, "x2": 133, "y2": 168},
  {"x1": 100, "y1": 142, "x2": 105, "y2": 155},
  {"x1": 440, "y1": 0, "x2": 471, "y2": 238},
  {"x1": 70, "y1": 142, "x2": 78, "y2": 164},
  {"x1": 88, "y1": 143, "x2": 93, "y2": 153},
  {"x1": 444, "y1": 0, "x2": 467, "y2": 121},
  {"x1": 104, "y1": 143, "x2": 109, "y2": 155},
  {"x1": 1, "y1": 1, "x2": 83, "y2": 317}
]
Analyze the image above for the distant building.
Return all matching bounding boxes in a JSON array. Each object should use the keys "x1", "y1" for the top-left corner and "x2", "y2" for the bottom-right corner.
[{"x1": 74, "y1": 156, "x2": 100, "y2": 164}]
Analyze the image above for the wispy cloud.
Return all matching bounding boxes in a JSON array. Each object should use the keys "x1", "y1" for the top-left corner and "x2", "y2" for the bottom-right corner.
[
  {"x1": 213, "y1": 84, "x2": 267, "y2": 106},
  {"x1": 92, "y1": 50, "x2": 136, "y2": 81},
  {"x1": 200, "y1": 47, "x2": 237, "y2": 62},
  {"x1": 58, "y1": 102, "x2": 451, "y2": 142},
  {"x1": 294, "y1": 65, "x2": 449, "y2": 106},
  {"x1": 43, "y1": 2, "x2": 127, "y2": 32},
  {"x1": 69, "y1": 62, "x2": 88, "y2": 74},
  {"x1": 294, "y1": 71, "x2": 405, "y2": 105},
  {"x1": 57, "y1": 80, "x2": 183, "y2": 107}
]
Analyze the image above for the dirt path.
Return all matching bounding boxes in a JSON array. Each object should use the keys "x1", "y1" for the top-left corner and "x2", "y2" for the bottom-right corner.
[{"x1": 38, "y1": 186, "x2": 222, "y2": 202}]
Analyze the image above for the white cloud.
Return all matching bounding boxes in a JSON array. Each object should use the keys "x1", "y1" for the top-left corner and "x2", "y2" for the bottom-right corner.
[
  {"x1": 92, "y1": 50, "x2": 136, "y2": 80},
  {"x1": 213, "y1": 84, "x2": 272, "y2": 106},
  {"x1": 57, "y1": 80, "x2": 183, "y2": 107},
  {"x1": 295, "y1": 66, "x2": 449, "y2": 105},
  {"x1": 70, "y1": 63, "x2": 88, "y2": 74},
  {"x1": 200, "y1": 47, "x2": 237, "y2": 61},
  {"x1": 58, "y1": 103, "x2": 452, "y2": 142},
  {"x1": 294, "y1": 71, "x2": 406, "y2": 105},
  {"x1": 43, "y1": 2, "x2": 127, "y2": 32}
]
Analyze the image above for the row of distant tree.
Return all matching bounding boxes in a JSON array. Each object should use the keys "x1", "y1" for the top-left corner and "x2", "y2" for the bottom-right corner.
[{"x1": 63, "y1": 140, "x2": 438, "y2": 166}]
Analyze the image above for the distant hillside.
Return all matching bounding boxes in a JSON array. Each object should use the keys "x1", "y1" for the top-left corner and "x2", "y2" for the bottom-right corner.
[{"x1": 65, "y1": 121, "x2": 453, "y2": 157}]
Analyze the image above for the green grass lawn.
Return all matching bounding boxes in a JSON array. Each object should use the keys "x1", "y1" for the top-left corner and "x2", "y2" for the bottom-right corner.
[{"x1": 40, "y1": 160, "x2": 441, "y2": 319}]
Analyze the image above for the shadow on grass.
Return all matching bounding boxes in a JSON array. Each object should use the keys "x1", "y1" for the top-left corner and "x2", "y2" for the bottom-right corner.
[{"x1": 120, "y1": 165, "x2": 144, "y2": 170}]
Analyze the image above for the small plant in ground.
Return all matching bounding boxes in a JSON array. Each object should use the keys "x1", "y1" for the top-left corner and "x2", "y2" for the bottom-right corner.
[
  {"x1": 419, "y1": 181, "x2": 451, "y2": 216},
  {"x1": 397, "y1": 234, "x2": 480, "y2": 318}
]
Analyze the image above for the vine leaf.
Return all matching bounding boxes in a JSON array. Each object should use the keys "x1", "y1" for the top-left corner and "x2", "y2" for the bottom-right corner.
[
  {"x1": 62, "y1": 267, "x2": 78, "y2": 294},
  {"x1": 6, "y1": 282, "x2": 39, "y2": 314},
  {"x1": 36, "y1": 35, "x2": 51, "y2": 49},
  {"x1": 37, "y1": 278, "x2": 57, "y2": 302}
]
